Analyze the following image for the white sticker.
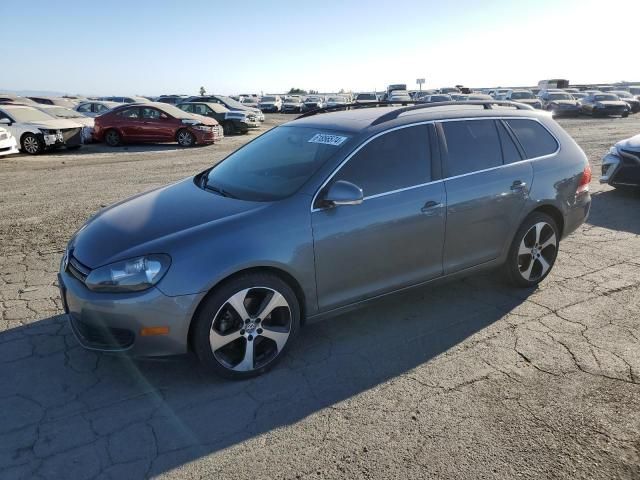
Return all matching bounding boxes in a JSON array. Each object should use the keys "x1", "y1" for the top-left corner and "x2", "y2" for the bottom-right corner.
[{"x1": 308, "y1": 133, "x2": 348, "y2": 146}]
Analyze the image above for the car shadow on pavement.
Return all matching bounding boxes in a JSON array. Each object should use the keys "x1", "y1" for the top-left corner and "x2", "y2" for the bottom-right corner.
[
  {"x1": 0, "y1": 274, "x2": 533, "y2": 479},
  {"x1": 586, "y1": 188, "x2": 640, "y2": 235}
]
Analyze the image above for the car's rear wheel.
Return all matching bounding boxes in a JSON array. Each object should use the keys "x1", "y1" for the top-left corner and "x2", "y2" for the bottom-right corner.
[
  {"x1": 21, "y1": 133, "x2": 44, "y2": 155},
  {"x1": 504, "y1": 212, "x2": 559, "y2": 288},
  {"x1": 66, "y1": 145, "x2": 82, "y2": 150},
  {"x1": 177, "y1": 129, "x2": 195, "y2": 147},
  {"x1": 622, "y1": 111, "x2": 629, "y2": 118},
  {"x1": 222, "y1": 121, "x2": 235, "y2": 136},
  {"x1": 192, "y1": 273, "x2": 300, "y2": 379},
  {"x1": 104, "y1": 129, "x2": 121, "y2": 147}
]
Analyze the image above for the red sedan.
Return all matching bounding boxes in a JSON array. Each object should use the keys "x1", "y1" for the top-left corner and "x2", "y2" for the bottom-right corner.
[{"x1": 93, "y1": 102, "x2": 223, "y2": 147}]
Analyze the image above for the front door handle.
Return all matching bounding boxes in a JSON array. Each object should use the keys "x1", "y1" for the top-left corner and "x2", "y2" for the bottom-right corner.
[
  {"x1": 511, "y1": 180, "x2": 527, "y2": 191},
  {"x1": 421, "y1": 201, "x2": 443, "y2": 213}
]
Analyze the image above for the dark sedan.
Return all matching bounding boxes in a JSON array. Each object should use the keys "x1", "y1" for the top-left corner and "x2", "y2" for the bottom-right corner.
[
  {"x1": 609, "y1": 91, "x2": 640, "y2": 113},
  {"x1": 600, "y1": 134, "x2": 640, "y2": 188},
  {"x1": 177, "y1": 102, "x2": 259, "y2": 135},
  {"x1": 539, "y1": 92, "x2": 581, "y2": 116},
  {"x1": 580, "y1": 94, "x2": 630, "y2": 117}
]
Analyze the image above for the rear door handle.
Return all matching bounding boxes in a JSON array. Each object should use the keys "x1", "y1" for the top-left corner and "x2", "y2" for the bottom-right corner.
[
  {"x1": 511, "y1": 180, "x2": 527, "y2": 191},
  {"x1": 421, "y1": 201, "x2": 443, "y2": 213}
]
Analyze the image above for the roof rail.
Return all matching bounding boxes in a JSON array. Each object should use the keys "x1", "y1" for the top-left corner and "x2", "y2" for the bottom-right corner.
[
  {"x1": 295, "y1": 101, "x2": 421, "y2": 119},
  {"x1": 369, "y1": 100, "x2": 534, "y2": 126}
]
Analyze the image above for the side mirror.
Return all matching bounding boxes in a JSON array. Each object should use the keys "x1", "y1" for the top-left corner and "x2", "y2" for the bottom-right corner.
[
  {"x1": 0, "y1": 118, "x2": 11, "y2": 125},
  {"x1": 323, "y1": 180, "x2": 363, "y2": 207}
]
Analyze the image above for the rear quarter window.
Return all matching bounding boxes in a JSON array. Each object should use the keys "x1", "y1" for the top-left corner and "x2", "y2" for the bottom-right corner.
[{"x1": 505, "y1": 119, "x2": 558, "y2": 159}]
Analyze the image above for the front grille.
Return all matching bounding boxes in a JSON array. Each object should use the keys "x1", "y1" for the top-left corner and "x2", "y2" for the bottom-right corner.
[
  {"x1": 61, "y1": 128, "x2": 82, "y2": 146},
  {"x1": 68, "y1": 254, "x2": 91, "y2": 283},
  {"x1": 71, "y1": 316, "x2": 135, "y2": 349}
]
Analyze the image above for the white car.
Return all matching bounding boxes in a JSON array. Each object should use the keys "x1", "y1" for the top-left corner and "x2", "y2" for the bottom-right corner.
[
  {"x1": 75, "y1": 100, "x2": 122, "y2": 118},
  {"x1": 0, "y1": 127, "x2": 19, "y2": 157},
  {"x1": 36, "y1": 105, "x2": 95, "y2": 143},
  {"x1": 0, "y1": 104, "x2": 84, "y2": 155},
  {"x1": 325, "y1": 96, "x2": 348, "y2": 108}
]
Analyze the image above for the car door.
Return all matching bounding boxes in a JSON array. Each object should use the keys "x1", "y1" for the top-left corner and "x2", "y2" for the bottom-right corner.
[
  {"x1": 139, "y1": 107, "x2": 170, "y2": 141},
  {"x1": 116, "y1": 107, "x2": 143, "y2": 140},
  {"x1": 311, "y1": 124, "x2": 446, "y2": 311},
  {"x1": 0, "y1": 110, "x2": 20, "y2": 140},
  {"x1": 440, "y1": 118, "x2": 534, "y2": 274}
]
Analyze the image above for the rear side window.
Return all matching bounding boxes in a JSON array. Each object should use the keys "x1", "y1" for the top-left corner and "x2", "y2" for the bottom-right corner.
[
  {"x1": 505, "y1": 119, "x2": 558, "y2": 159},
  {"x1": 496, "y1": 121, "x2": 522, "y2": 164},
  {"x1": 442, "y1": 120, "x2": 502, "y2": 176},
  {"x1": 333, "y1": 125, "x2": 431, "y2": 197},
  {"x1": 117, "y1": 108, "x2": 140, "y2": 119}
]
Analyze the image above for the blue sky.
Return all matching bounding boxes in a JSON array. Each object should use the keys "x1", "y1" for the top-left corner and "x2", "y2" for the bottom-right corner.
[{"x1": 2, "y1": 0, "x2": 638, "y2": 96}]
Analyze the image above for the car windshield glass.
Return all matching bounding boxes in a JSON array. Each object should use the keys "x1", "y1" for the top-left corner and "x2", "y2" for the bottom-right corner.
[
  {"x1": 511, "y1": 92, "x2": 534, "y2": 99},
  {"x1": 306, "y1": 97, "x2": 321, "y2": 102},
  {"x1": 155, "y1": 103, "x2": 192, "y2": 118},
  {"x1": 612, "y1": 91, "x2": 631, "y2": 98},
  {"x1": 216, "y1": 96, "x2": 245, "y2": 108},
  {"x1": 595, "y1": 94, "x2": 618, "y2": 101},
  {"x1": 357, "y1": 94, "x2": 376, "y2": 100},
  {"x1": 204, "y1": 126, "x2": 352, "y2": 201},
  {"x1": 262, "y1": 97, "x2": 276, "y2": 102},
  {"x1": 46, "y1": 107, "x2": 83, "y2": 118},
  {"x1": 328, "y1": 98, "x2": 344, "y2": 102},
  {"x1": 5, "y1": 107, "x2": 55, "y2": 122},
  {"x1": 548, "y1": 93, "x2": 572, "y2": 100}
]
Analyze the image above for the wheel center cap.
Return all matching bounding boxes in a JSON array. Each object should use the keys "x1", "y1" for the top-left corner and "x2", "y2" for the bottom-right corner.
[{"x1": 245, "y1": 321, "x2": 257, "y2": 333}]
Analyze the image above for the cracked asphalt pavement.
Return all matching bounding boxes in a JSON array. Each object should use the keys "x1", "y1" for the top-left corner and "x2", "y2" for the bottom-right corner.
[{"x1": 1, "y1": 114, "x2": 639, "y2": 479}]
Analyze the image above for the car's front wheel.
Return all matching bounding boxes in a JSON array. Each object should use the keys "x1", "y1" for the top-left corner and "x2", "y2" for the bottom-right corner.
[
  {"x1": 192, "y1": 273, "x2": 300, "y2": 379},
  {"x1": 177, "y1": 129, "x2": 195, "y2": 147},
  {"x1": 504, "y1": 212, "x2": 559, "y2": 288},
  {"x1": 21, "y1": 133, "x2": 44, "y2": 155},
  {"x1": 222, "y1": 121, "x2": 235, "y2": 136}
]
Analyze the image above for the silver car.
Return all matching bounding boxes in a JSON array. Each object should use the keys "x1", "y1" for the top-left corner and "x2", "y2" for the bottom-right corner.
[{"x1": 59, "y1": 101, "x2": 592, "y2": 378}]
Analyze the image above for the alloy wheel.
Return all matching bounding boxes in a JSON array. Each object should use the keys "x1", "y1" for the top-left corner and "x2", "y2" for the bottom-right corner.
[
  {"x1": 177, "y1": 130, "x2": 194, "y2": 146},
  {"x1": 517, "y1": 221, "x2": 557, "y2": 282},
  {"x1": 210, "y1": 287, "x2": 292, "y2": 372},
  {"x1": 23, "y1": 135, "x2": 40, "y2": 154}
]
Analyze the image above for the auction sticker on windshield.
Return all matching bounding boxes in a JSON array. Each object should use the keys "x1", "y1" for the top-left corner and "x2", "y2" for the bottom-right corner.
[{"x1": 308, "y1": 133, "x2": 349, "y2": 146}]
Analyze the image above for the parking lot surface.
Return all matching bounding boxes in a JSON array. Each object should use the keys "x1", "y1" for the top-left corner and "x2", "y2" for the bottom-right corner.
[{"x1": 1, "y1": 114, "x2": 639, "y2": 479}]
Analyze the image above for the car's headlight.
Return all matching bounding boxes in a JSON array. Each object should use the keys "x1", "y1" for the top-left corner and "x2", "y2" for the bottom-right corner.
[
  {"x1": 192, "y1": 125, "x2": 211, "y2": 131},
  {"x1": 608, "y1": 146, "x2": 619, "y2": 156},
  {"x1": 39, "y1": 128, "x2": 55, "y2": 135},
  {"x1": 85, "y1": 254, "x2": 171, "y2": 293}
]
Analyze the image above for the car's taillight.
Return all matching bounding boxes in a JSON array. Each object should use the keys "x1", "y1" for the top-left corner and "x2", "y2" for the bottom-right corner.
[{"x1": 577, "y1": 164, "x2": 592, "y2": 194}]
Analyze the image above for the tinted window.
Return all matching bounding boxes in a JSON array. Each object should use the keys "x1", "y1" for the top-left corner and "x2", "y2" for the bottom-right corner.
[
  {"x1": 77, "y1": 103, "x2": 92, "y2": 112},
  {"x1": 193, "y1": 104, "x2": 210, "y2": 115},
  {"x1": 95, "y1": 104, "x2": 109, "y2": 113},
  {"x1": 178, "y1": 104, "x2": 193, "y2": 113},
  {"x1": 496, "y1": 121, "x2": 522, "y2": 164},
  {"x1": 505, "y1": 119, "x2": 558, "y2": 159},
  {"x1": 141, "y1": 107, "x2": 161, "y2": 119},
  {"x1": 333, "y1": 125, "x2": 430, "y2": 197},
  {"x1": 442, "y1": 120, "x2": 502, "y2": 176},
  {"x1": 118, "y1": 108, "x2": 140, "y2": 119}
]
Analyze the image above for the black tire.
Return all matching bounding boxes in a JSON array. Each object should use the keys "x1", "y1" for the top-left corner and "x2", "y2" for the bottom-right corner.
[
  {"x1": 21, "y1": 133, "x2": 45, "y2": 155},
  {"x1": 192, "y1": 272, "x2": 301, "y2": 379},
  {"x1": 622, "y1": 111, "x2": 629, "y2": 118},
  {"x1": 222, "y1": 121, "x2": 235, "y2": 136},
  {"x1": 104, "y1": 129, "x2": 121, "y2": 147},
  {"x1": 66, "y1": 145, "x2": 82, "y2": 150},
  {"x1": 176, "y1": 129, "x2": 195, "y2": 147},
  {"x1": 504, "y1": 212, "x2": 559, "y2": 288}
]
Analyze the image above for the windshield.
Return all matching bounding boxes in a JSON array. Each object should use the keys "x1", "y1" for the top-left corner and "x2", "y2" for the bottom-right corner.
[
  {"x1": 216, "y1": 96, "x2": 246, "y2": 108},
  {"x1": 611, "y1": 91, "x2": 631, "y2": 98},
  {"x1": 595, "y1": 94, "x2": 618, "y2": 101},
  {"x1": 156, "y1": 103, "x2": 194, "y2": 118},
  {"x1": 4, "y1": 107, "x2": 56, "y2": 123},
  {"x1": 548, "y1": 93, "x2": 572, "y2": 100},
  {"x1": 511, "y1": 92, "x2": 534, "y2": 99},
  {"x1": 328, "y1": 97, "x2": 345, "y2": 102},
  {"x1": 357, "y1": 93, "x2": 376, "y2": 100},
  {"x1": 204, "y1": 126, "x2": 352, "y2": 201},
  {"x1": 261, "y1": 96, "x2": 276, "y2": 102},
  {"x1": 306, "y1": 97, "x2": 321, "y2": 102},
  {"x1": 46, "y1": 107, "x2": 83, "y2": 118}
]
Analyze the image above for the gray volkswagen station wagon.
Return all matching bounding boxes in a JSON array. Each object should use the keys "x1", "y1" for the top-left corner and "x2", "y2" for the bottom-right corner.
[{"x1": 59, "y1": 101, "x2": 592, "y2": 378}]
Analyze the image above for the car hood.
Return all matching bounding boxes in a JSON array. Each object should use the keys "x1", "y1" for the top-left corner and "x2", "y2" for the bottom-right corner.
[
  {"x1": 615, "y1": 134, "x2": 640, "y2": 153},
  {"x1": 548, "y1": 100, "x2": 578, "y2": 106},
  {"x1": 64, "y1": 116, "x2": 94, "y2": 127},
  {"x1": 26, "y1": 119, "x2": 84, "y2": 129},
  {"x1": 71, "y1": 178, "x2": 266, "y2": 268}
]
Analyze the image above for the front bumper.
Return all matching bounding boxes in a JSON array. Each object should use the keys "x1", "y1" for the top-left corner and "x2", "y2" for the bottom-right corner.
[
  {"x1": 550, "y1": 106, "x2": 580, "y2": 116},
  {"x1": 600, "y1": 151, "x2": 640, "y2": 187},
  {"x1": 0, "y1": 136, "x2": 19, "y2": 156},
  {"x1": 58, "y1": 269, "x2": 202, "y2": 356},
  {"x1": 192, "y1": 127, "x2": 219, "y2": 144},
  {"x1": 594, "y1": 107, "x2": 629, "y2": 116}
]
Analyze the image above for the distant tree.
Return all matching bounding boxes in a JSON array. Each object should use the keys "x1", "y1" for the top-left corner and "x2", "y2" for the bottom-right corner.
[
  {"x1": 199, "y1": 86, "x2": 206, "y2": 96},
  {"x1": 287, "y1": 87, "x2": 307, "y2": 95},
  {"x1": 309, "y1": 89, "x2": 318, "y2": 94},
  {"x1": 338, "y1": 88, "x2": 345, "y2": 94}
]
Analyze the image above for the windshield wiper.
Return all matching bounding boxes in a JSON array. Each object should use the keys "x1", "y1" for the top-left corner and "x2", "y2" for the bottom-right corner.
[{"x1": 203, "y1": 182, "x2": 236, "y2": 199}]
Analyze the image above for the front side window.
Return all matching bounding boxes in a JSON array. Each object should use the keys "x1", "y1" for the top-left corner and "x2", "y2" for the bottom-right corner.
[
  {"x1": 77, "y1": 103, "x2": 92, "y2": 112},
  {"x1": 95, "y1": 104, "x2": 109, "y2": 113},
  {"x1": 505, "y1": 119, "x2": 558, "y2": 159},
  {"x1": 193, "y1": 104, "x2": 210, "y2": 115},
  {"x1": 442, "y1": 120, "x2": 502, "y2": 177},
  {"x1": 118, "y1": 108, "x2": 140, "y2": 119},
  {"x1": 141, "y1": 108, "x2": 161, "y2": 120},
  {"x1": 205, "y1": 126, "x2": 352, "y2": 202},
  {"x1": 332, "y1": 125, "x2": 431, "y2": 197}
]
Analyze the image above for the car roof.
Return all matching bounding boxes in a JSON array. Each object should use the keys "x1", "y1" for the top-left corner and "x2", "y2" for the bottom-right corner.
[{"x1": 288, "y1": 103, "x2": 551, "y2": 134}]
